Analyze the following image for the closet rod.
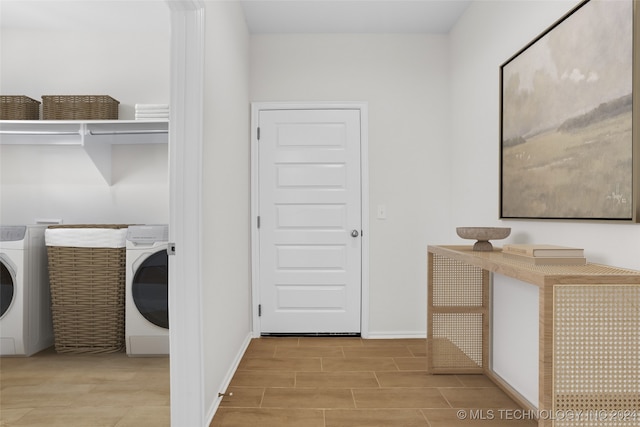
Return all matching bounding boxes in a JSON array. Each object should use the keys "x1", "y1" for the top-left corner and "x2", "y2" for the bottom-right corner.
[
  {"x1": 88, "y1": 130, "x2": 168, "y2": 136},
  {"x1": 0, "y1": 130, "x2": 79, "y2": 135}
]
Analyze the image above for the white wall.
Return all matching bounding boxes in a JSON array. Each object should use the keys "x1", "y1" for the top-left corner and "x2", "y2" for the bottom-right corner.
[
  {"x1": 0, "y1": 7, "x2": 170, "y2": 225},
  {"x1": 201, "y1": 1, "x2": 252, "y2": 421},
  {"x1": 0, "y1": 144, "x2": 168, "y2": 225},
  {"x1": 0, "y1": 23, "x2": 170, "y2": 119},
  {"x1": 251, "y1": 34, "x2": 452, "y2": 336},
  {"x1": 450, "y1": 0, "x2": 640, "y2": 271}
]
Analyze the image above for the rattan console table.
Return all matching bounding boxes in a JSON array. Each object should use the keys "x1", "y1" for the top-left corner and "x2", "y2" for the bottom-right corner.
[{"x1": 427, "y1": 245, "x2": 640, "y2": 427}]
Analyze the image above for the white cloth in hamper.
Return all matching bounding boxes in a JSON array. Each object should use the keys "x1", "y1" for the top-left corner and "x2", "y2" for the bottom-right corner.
[{"x1": 45, "y1": 228, "x2": 127, "y2": 248}]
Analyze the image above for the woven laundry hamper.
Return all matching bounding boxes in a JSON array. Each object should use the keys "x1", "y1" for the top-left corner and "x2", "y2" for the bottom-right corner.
[{"x1": 45, "y1": 225, "x2": 129, "y2": 354}]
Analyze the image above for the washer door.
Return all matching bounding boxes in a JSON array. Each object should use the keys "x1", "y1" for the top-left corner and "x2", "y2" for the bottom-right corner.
[
  {"x1": 0, "y1": 257, "x2": 15, "y2": 319},
  {"x1": 132, "y1": 250, "x2": 169, "y2": 329}
]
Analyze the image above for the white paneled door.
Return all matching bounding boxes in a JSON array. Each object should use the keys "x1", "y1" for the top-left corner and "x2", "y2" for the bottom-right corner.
[{"x1": 257, "y1": 109, "x2": 362, "y2": 334}]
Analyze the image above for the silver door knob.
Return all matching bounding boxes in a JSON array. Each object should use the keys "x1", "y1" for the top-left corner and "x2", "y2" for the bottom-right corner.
[{"x1": 351, "y1": 230, "x2": 359, "y2": 238}]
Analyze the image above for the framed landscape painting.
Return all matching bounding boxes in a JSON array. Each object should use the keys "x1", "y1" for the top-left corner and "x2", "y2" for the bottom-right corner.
[{"x1": 500, "y1": 0, "x2": 638, "y2": 221}]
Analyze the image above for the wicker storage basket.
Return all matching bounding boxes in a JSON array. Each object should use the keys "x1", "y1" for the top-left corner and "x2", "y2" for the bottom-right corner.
[
  {"x1": 42, "y1": 95, "x2": 119, "y2": 120},
  {"x1": 46, "y1": 224, "x2": 129, "y2": 354},
  {"x1": 0, "y1": 95, "x2": 41, "y2": 120}
]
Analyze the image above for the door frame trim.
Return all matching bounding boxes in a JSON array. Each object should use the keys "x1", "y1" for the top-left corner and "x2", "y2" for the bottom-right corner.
[
  {"x1": 250, "y1": 102, "x2": 370, "y2": 338},
  {"x1": 167, "y1": 1, "x2": 206, "y2": 425}
]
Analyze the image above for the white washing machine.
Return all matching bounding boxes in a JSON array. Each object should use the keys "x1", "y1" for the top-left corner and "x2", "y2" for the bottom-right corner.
[
  {"x1": 0, "y1": 225, "x2": 54, "y2": 356},
  {"x1": 125, "y1": 224, "x2": 169, "y2": 356}
]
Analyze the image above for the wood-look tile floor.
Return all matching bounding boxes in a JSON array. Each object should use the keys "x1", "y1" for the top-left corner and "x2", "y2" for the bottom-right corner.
[
  {"x1": 211, "y1": 337, "x2": 537, "y2": 427},
  {"x1": 0, "y1": 348, "x2": 169, "y2": 427},
  {"x1": 1, "y1": 338, "x2": 538, "y2": 427}
]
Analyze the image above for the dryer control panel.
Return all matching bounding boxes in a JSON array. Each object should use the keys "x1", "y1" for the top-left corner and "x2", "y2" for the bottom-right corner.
[
  {"x1": 126, "y1": 225, "x2": 168, "y2": 244},
  {"x1": 0, "y1": 226, "x2": 27, "y2": 242}
]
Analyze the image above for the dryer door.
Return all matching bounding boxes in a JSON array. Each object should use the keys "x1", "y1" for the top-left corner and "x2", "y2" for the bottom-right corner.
[
  {"x1": 0, "y1": 256, "x2": 16, "y2": 319},
  {"x1": 132, "y1": 250, "x2": 169, "y2": 329}
]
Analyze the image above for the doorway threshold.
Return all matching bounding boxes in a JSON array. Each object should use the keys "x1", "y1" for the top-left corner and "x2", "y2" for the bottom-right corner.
[{"x1": 261, "y1": 332, "x2": 361, "y2": 337}]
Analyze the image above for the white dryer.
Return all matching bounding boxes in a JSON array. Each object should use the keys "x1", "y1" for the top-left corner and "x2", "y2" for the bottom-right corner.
[
  {"x1": 125, "y1": 224, "x2": 169, "y2": 356},
  {"x1": 0, "y1": 225, "x2": 54, "y2": 356}
]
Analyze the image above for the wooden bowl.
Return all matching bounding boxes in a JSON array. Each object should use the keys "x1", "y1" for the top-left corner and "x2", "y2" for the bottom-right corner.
[{"x1": 456, "y1": 227, "x2": 511, "y2": 251}]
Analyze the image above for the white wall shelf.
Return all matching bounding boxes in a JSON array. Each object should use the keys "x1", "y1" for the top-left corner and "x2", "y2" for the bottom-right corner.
[{"x1": 0, "y1": 120, "x2": 168, "y2": 185}]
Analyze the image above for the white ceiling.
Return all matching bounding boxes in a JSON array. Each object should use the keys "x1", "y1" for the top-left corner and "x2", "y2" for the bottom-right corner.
[
  {"x1": 0, "y1": 0, "x2": 471, "y2": 34},
  {"x1": 241, "y1": 0, "x2": 472, "y2": 34}
]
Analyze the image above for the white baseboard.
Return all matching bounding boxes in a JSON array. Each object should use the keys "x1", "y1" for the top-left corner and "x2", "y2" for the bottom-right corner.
[
  {"x1": 366, "y1": 331, "x2": 427, "y2": 339},
  {"x1": 205, "y1": 332, "x2": 253, "y2": 426}
]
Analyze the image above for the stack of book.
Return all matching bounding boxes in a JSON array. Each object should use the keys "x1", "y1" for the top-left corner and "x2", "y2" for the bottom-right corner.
[{"x1": 501, "y1": 244, "x2": 586, "y2": 265}]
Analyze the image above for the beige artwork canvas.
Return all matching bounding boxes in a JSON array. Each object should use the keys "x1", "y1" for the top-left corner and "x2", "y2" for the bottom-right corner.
[{"x1": 500, "y1": 0, "x2": 635, "y2": 220}]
